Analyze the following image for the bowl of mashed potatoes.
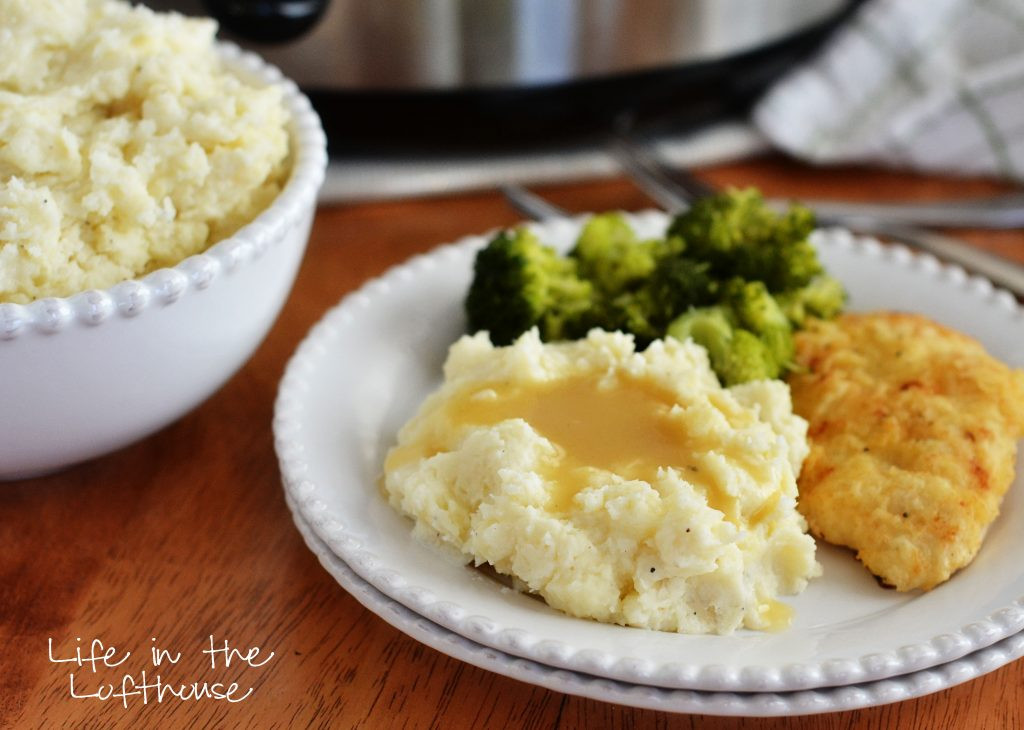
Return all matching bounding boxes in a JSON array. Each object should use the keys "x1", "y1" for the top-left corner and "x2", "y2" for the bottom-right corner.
[{"x1": 0, "y1": 0, "x2": 326, "y2": 479}]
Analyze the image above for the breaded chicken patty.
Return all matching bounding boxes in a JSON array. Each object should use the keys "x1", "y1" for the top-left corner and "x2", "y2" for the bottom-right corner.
[{"x1": 788, "y1": 312, "x2": 1024, "y2": 591}]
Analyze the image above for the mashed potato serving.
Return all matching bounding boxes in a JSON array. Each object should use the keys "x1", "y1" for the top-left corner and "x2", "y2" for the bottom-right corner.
[
  {"x1": 384, "y1": 329, "x2": 821, "y2": 634},
  {"x1": 0, "y1": 0, "x2": 290, "y2": 303}
]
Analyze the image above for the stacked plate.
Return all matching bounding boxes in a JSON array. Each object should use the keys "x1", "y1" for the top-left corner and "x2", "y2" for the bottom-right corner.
[{"x1": 274, "y1": 213, "x2": 1024, "y2": 717}]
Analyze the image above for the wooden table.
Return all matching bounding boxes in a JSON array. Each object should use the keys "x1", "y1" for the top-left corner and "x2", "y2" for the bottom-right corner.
[{"x1": 3, "y1": 157, "x2": 1022, "y2": 729}]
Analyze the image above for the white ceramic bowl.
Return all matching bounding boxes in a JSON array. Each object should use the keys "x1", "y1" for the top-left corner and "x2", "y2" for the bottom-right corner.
[{"x1": 0, "y1": 44, "x2": 327, "y2": 480}]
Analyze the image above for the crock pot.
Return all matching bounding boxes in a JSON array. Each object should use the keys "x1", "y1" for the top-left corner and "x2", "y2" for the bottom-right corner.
[{"x1": 144, "y1": 0, "x2": 859, "y2": 151}]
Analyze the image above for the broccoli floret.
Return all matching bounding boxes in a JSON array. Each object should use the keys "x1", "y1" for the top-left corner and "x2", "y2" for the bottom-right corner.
[
  {"x1": 720, "y1": 329, "x2": 777, "y2": 386},
  {"x1": 667, "y1": 305, "x2": 779, "y2": 385},
  {"x1": 667, "y1": 188, "x2": 821, "y2": 292},
  {"x1": 570, "y1": 212, "x2": 660, "y2": 295},
  {"x1": 599, "y1": 255, "x2": 716, "y2": 345},
  {"x1": 721, "y1": 278, "x2": 789, "y2": 333},
  {"x1": 571, "y1": 213, "x2": 713, "y2": 344},
  {"x1": 721, "y1": 278, "x2": 794, "y2": 372},
  {"x1": 642, "y1": 255, "x2": 717, "y2": 323},
  {"x1": 777, "y1": 274, "x2": 847, "y2": 327},
  {"x1": 465, "y1": 228, "x2": 595, "y2": 345},
  {"x1": 598, "y1": 293, "x2": 661, "y2": 346},
  {"x1": 666, "y1": 305, "x2": 735, "y2": 368}
]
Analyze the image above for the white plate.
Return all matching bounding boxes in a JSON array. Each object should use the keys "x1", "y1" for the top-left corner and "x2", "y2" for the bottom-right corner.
[
  {"x1": 286, "y1": 496, "x2": 1024, "y2": 717},
  {"x1": 274, "y1": 212, "x2": 1024, "y2": 693}
]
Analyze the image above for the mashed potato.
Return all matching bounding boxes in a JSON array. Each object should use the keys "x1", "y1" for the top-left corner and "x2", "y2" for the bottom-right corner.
[
  {"x1": 0, "y1": 0, "x2": 290, "y2": 303},
  {"x1": 384, "y1": 329, "x2": 821, "y2": 634}
]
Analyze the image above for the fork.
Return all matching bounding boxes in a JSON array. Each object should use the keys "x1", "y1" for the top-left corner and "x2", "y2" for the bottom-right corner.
[
  {"x1": 500, "y1": 141, "x2": 1024, "y2": 299},
  {"x1": 609, "y1": 132, "x2": 1024, "y2": 230}
]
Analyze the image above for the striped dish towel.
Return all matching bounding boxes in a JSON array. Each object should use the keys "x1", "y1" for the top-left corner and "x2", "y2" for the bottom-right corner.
[{"x1": 753, "y1": 0, "x2": 1024, "y2": 182}]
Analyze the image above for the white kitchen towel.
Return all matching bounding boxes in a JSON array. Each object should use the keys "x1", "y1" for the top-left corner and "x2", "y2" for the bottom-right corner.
[{"x1": 754, "y1": 0, "x2": 1024, "y2": 182}]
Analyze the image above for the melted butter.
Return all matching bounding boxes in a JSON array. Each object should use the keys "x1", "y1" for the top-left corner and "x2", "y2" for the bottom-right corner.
[
  {"x1": 758, "y1": 599, "x2": 794, "y2": 632},
  {"x1": 444, "y1": 374, "x2": 722, "y2": 512}
]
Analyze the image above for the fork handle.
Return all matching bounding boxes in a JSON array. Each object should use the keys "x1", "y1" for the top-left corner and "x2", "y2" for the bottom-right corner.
[
  {"x1": 794, "y1": 197, "x2": 1024, "y2": 230},
  {"x1": 822, "y1": 220, "x2": 1024, "y2": 299}
]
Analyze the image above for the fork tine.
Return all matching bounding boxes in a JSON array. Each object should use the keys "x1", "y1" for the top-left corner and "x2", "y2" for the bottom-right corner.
[
  {"x1": 498, "y1": 183, "x2": 568, "y2": 221},
  {"x1": 608, "y1": 135, "x2": 690, "y2": 213},
  {"x1": 659, "y1": 157, "x2": 720, "y2": 202},
  {"x1": 609, "y1": 131, "x2": 721, "y2": 212}
]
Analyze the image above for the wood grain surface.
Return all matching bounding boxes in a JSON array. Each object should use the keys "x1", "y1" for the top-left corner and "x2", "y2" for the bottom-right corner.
[{"x1": 3, "y1": 157, "x2": 1023, "y2": 729}]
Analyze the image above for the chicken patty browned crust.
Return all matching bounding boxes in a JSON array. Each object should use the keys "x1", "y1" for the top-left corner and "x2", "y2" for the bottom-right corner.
[{"x1": 788, "y1": 312, "x2": 1024, "y2": 591}]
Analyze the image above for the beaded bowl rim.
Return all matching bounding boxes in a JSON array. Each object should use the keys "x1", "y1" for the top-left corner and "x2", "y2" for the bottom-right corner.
[{"x1": 0, "y1": 42, "x2": 327, "y2": 340}]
